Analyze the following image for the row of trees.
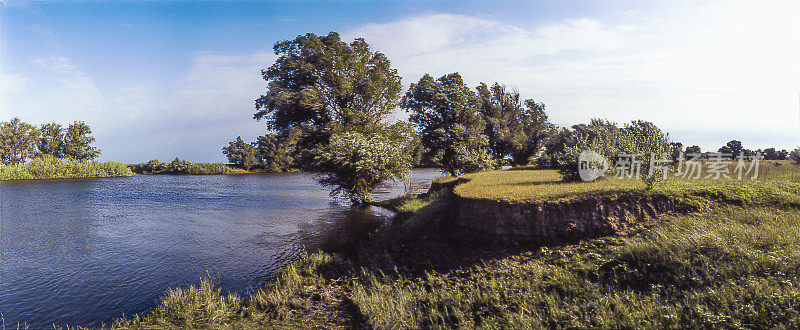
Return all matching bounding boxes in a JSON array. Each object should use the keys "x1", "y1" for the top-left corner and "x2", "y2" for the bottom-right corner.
[
  {"x1": 129, "y1": 158, "x2": 232, "y2": 175},
  {"x1": 226, "y1": 32, "x2": 800, "y2": 202},
  {"x1": 0, "y1": 118, "x2": 101, "y2": 165},
  {"x1": 714, "y1": 140, "x2": 792, "y2": 160},
  {"x1": 402, "y1": 74, "x2": 552, "y2": 175},
  {"x1": 222, "y1": 132, "x2": 302, "y2": 172},
  {"x1": 222, "y1": 32, "x2": 555, "y2": 202}
]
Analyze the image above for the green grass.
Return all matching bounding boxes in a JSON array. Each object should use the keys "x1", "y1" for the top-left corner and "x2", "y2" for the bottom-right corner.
[
  {"x1": 0, "y1": 158, "x2": 133, "y2": 181},
  {"x1": 453, "y1": 162, "x2": 800, "y2": 204},
  {"x1": 106, "y1": 165, "x2": 800, "y2": 328},
  {"x1": 349, "y1": 205, "x2": 800, "y2": 328},
  {"x1": 111, "y1": 252, "x2": 354, "y2": 328}
]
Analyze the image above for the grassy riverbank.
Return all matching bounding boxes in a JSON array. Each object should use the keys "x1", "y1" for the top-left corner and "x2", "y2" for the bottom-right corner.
[
  {"x1": 0, "y1": 158, "x2": 133, "y2": 181},
  {"x1": 109, "y1": 165, "x2": 800, "y2": 328}
]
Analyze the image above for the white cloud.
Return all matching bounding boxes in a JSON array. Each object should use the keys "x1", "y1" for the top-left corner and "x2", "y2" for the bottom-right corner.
[
  {"x1": 347, "y1": 14, "x2": 633, "y2": 79},
  {"x1": 1, "y1": 47, "x2": 277, "y2": 162},
  {"x1": 0, "y1": 73, "x2": 28, "y2": 94},
  {"x1": 3, "y1": 1, "x2": 797, "y2": 162},
  {"x1": 345, "y1": 3, "x2": 800, "y2": 150},
  {"x1": 94, "y1": 51, "x2": 278, "y2": 162},
  {"x1": 174, "y1": 51, "x2": 276, "y2": 118},
  {"x1": 1, "y1": 55, "x2": 104, "y2": 124}
]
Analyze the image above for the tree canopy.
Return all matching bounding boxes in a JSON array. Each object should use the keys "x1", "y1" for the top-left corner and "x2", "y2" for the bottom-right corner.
[
  {"x1": 1, "y1": 118, "x2": 100, "y2": 165},
  {"x1": 222, "y1": 136, "x2": 258, "y2": 170},
  {"x1": 0, "y1": 118, "x2": 39, "y2": 165},
  {"x1": 64, "y1": 121, "x2": 101, "y2": 161},
  {"x1": 254, "y1": 32, "x2": 403, "y2": 142},
  {"x1": 38, "y1": 122, "x2": 65, "y2": 158},
  {"x1": 247, "y1": 32, "x2": 413, "y2": 202},
  {"x1": 403, "y1": 73, "x2": 494, "y2": 176},
  {"x1": 313, "y1": 131, "x2": 411, "y2": 204}
]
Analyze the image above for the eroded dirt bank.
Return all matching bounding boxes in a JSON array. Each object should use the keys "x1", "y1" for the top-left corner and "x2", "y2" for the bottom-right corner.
[{"x1": 452, "y1": 194, "x2": 697, "y2": 245}]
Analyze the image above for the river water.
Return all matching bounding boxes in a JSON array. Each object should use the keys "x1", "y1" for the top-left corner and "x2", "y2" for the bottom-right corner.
[{"x1": 0, "y1": 169, "x2": 442, "y2": 328}]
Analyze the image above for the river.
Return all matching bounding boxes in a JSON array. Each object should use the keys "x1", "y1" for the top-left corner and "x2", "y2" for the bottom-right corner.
[{"x1": 0, "y1": 169, "x2": 443, "y2": 328}]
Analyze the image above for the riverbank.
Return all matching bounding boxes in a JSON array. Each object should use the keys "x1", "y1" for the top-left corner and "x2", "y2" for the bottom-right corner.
[
  {"x1": 0, "y1": 161, "x2": 285, "y2": 181},
  {"x1": 108, "y1": 165, "x2": 800, "y2": 328},
  {"x1": 0, "y1": 159, "x2": 133, "y2": 181}
]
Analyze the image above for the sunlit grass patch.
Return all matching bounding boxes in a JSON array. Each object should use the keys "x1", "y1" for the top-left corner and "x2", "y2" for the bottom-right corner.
[
  {"x1": 113, "y1": 277, "x2": 244, "y2": 328},
  {"x1": 452, "y1": 166, "x2": 800, "y2": 206},
  {"x1": 112, "y1": 251, "x2": 351, "y2": 329}
]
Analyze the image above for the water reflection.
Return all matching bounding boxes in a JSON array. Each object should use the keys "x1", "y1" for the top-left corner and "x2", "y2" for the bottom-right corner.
[{"x1": 0, "y1": 169, "x2": 442, "y2": 328}]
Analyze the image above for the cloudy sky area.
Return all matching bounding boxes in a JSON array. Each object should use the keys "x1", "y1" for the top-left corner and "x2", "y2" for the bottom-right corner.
[{"x1": 1, "y1": 0, "x2": 798, "y2": 162}]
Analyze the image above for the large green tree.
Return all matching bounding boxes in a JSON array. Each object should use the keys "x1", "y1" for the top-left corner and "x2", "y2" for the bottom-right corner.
[
  {"x1": 253, "y1": 32, "x2": 403, "y2": 150},
  {"x1": 622, "y1": 120, "x2": 671, "y2": 189},
  {"x1": 558, "y1": 119, "x2": 626, "y2": 182},
  {"x1": 476, "y1": 83, "x2": 554, "y2": 166},
  {"x1": 251, "y1": 32, "x2": 411, "y2": 202},
  {"x1": 511, "y1": 99, "x2": 554, "y2": 165},
  {"x1": 222, "y1": 136, "x2": 258, "y2": 170},
  {"x1": 38, "y1": 122, "x2": 65, "y2": 158},
  {"x1": 403, "y1": 73, "x2": 494, "y2": 176},
  {"x1": 685, "y1": 145, "x2": 702, "y2": 155},
  {"x1": 725, "y1": 140, "x2": 743, "y2": 159},
  {"x1": 254, "y1": 128, "x2": 301, "y2": 172},
  {"x1": 790, "y1": 147, "x2": 800, "y2": 165},
  {"x1": 476, "y1": 83, "x2": 522, "y2": 165},
  {"x1": 64, "y1": 121, "x2": 101, "y2": 161},
  {"x1": 0, "y1": 118, "x2": 39, "y2": 165}
]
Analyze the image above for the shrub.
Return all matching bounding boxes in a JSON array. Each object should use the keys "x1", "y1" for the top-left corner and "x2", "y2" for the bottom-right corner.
[
  {"x1": 313, "y1": 132, "x2": 412, "y2": 204},
  {"x1": 557, "y1": 119, "x2": 625, "y2": 182},
  {"x1": 622, "y1": 120, "x2": 671, "y2": 189},
  {"x1": 556, "y1": 119, "x2": 671, "y2": 188},
  {"x1": 791, "y1": 147, "x2": 800, "y2": 165},
  {"x1": 0, "y1": 156, "x2": 133, "y2": 180},
  {"x1": 222, "y1": 137, "x2": 258, "y2": 170}
]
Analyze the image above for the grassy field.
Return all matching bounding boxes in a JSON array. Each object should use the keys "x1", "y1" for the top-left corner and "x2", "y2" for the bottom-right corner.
[
  {"x1": 453, "y1": 161, "x2": 800, "y2": 202},
  {"x1": 107, "y1": 164, "x2": 800, "y2": 328}
]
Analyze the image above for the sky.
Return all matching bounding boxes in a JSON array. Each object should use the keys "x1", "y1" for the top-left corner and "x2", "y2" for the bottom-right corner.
[{"x1": 1, "y1": 0, "x2": 798, "y2": 163}]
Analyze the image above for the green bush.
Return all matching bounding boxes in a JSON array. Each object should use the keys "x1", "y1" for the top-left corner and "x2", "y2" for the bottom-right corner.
[
  {"x1": 790, "y1": 147, "x2": 800, "y2": 165},
  {"x1": 0, "y1": 155, "x2": 133, "y2": 180},
  {"x1": 556, "y1": 119, "x2": 671, "y2": 188},
  {"x1": 313, "y1": 131, "x2": 412, "y2": 204},
  {"x1": 557, "y1": 119, "x2": 625, "y2": 182},
  {"x1": 622, "y1": 120, "x2": 671, "y2": 189}
]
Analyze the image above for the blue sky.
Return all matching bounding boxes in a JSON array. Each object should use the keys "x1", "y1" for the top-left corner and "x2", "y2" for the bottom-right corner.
[{"x1": 1, "y1": 0, "x2": 798, "y2": 162}]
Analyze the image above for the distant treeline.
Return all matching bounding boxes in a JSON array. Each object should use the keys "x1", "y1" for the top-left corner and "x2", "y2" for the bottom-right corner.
[
  {"x1": 129, "y1": 158, "x2": 233, "y2": 175},
  {"x1": 0, "y1": 118, "x2": 133, "y2": 181},
  {"x1": 1, "y1": 118, "x2": 101, "y2": 165}
]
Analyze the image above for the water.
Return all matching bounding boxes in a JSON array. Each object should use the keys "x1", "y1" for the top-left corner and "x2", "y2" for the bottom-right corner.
[{"x1": 0, "y1": 169, "x2": 443, "y2": 328}]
